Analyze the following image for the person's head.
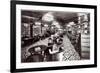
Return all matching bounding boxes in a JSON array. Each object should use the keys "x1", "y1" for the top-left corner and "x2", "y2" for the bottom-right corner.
[
  {"x1": 48, "y1": 38, "x2": 53, "y2": 44},
  {"x1": 48, "y1": 37, "x2": 52, "y2": 40},
  {"x1": 56, "y1": 38, "x2": 63, "y2": 45},
  {"x1": 51, "y1": 35, "x2": 54, "y2": 39},
  {"x1": 35, "y1": 47, "x2": 41, "y2": 52},
  {"x1": 56, "y1": 38, "x2": 59, "y2": 43},
  {"x1": 59, "y1": 38, "x2": 63, "y2": 43},
  {"x1": 28, "y1": 48, "x2": 34, "y2": 55}
]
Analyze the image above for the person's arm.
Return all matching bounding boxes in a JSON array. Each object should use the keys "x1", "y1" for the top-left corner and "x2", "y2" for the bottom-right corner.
[
  {"x1": 49, "y1": 49, "x2": 58, "y2": 54},
  {"x1": 49, "y1": 45, "x2": 59, "y2": 54}
]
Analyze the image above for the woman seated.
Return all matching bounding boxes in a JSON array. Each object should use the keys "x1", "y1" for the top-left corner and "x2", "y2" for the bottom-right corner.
[
  {"x1": 49, "y1": 37, "x2": 64, "y2": 61},
  {"x1": 49, "y1": 43, "x2": 64, "y2": 61}
]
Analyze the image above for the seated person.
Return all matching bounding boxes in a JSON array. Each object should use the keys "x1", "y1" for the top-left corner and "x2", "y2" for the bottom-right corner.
[
  {"x1": 49, "y1": 43, "x2": 63, "y2": 61},
  {"x1": 57, "y1": 37, "x2": 64, "y2": 52},
  {"x1": 48, "y1": 38, "x2": 53, "y2": 46},
  {"x1": 49, "y1": 38, "x2": 64, "y2": 61},
  {"x1": 48, "y1": 36, "x2": 63, "y2": 54},
  {"x1": 44, "y1": 38, "x2": 53, "y2": 61},
  {"x1": 26, "y1": 47, "x2": 44, "y2": 62}
]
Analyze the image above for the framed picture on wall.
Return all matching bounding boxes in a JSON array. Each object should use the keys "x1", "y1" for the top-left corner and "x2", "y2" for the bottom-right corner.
[{"x1": 11, "y1": 0, "x2": 97, "y2": 72}]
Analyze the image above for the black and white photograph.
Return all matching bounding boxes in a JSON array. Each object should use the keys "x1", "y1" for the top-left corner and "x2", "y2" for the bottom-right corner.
[
  {"x1": 11, "y1": 1, "x2": 97, "y2": 72},
  {"x1": 21, "y1": 10, "x2": 90, "y2": 63}
]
